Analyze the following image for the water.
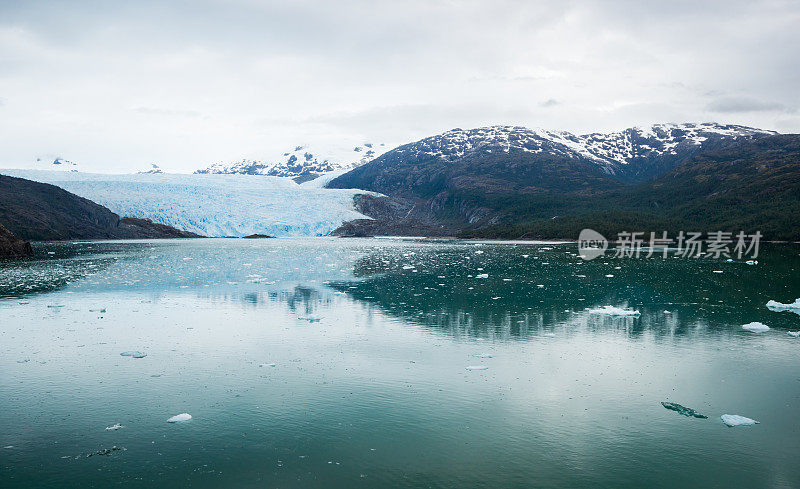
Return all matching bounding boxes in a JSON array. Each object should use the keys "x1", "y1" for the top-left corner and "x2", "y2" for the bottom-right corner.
[{"x1": 1, "y1": 238, "x2": 799, "y2": 488}]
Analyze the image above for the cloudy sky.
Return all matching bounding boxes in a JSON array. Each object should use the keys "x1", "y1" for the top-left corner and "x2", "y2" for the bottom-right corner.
[{"x1": 1, "y1": 0, "x2": 798, "y2": 173}]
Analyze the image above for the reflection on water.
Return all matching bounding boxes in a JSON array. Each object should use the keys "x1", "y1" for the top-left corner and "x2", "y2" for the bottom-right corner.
[{"x1": 1, "y1": 238, "x2": 799, "y2": 488}]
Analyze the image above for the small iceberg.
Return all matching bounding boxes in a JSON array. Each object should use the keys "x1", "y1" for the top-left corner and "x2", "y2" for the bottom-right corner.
[
  {"x1": 766, "y1": 298, "x2": 800, "y2": 313},
  {"x1": 475, "y1": 273, "x2": 489, "y2": 279},
  {"x1": 588, "y1": 306, "x2": 640, "y2": 316},
  {"x1": 465, "y1": 366, "x2": 488, "y2": 371},
  {"x1": 787, "y1": 331, "x2": 800, "y2": 338},
  {"x1": 661, "y1": 402, "x2": 708, "y2": 419},
  {"x1": 166, "y1": 413, "x2": 192, "y2": 423},
  {"x1": 742, "y1": 322, "x2": 770, "y2": 332},
  {"x1": 720, "y1": 414, "x2": 759, "y2": 427},
  {"x1": 120, "y1": 351, "x2": 147, "y2": 358},
  {"x1": 105, "y1": 423, "x2": 124, "y2": 431},
  {"x1": 259, "y1": 363, "x2": 276, "y2": 367}
]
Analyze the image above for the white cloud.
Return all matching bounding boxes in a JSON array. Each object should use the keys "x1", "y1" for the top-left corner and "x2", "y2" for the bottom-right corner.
[{"x1": 0, "y1": 0, "x2": 797, "y2": 173}]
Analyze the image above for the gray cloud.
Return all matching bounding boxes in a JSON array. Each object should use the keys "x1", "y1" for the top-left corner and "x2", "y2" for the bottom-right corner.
[
  {"x1": 707, "y1": 97, "x2": 791, "y2": 113},
  {"x1": 0, "y1": 0, "x2": 797, "y2": 172},
  {"x1": 133, "y1": 107, "x2": 201, "y2": 118}
]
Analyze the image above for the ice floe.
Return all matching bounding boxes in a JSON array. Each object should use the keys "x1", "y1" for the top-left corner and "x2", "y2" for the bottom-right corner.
[
  {"x1": 120, "y1": 351, "x2": 147, "y2": 358},
  {"x1": 105, "y1": 423, "x2": 124, "y2": 431},
  {"x1": 166, "y1": 413, "x2": 192, "y2": 423},
  {"x1": 587, "y1": 306, "x2": 640, "y2": 316},
  {"x1": 465, "y1": 366, "x2": 488, "y2": 370},
  {"x1": 475, "y1": 273, "x2": 489, "y2": 279},
  {"x1": 766, "y1": 298, "x2": 800, "y2": 313},
  {"x1": 661, "y1": 402, "x2": 708, "y2": 419},
  {"x1": 741, "y1": 322, "x2": 770, "y2": 332},
  {"x1": 720, "y1": 414, "x2": 759, "y2": 427},
  {"x1": 787, "y1": 331, "x2": 800, "y2": 337}
]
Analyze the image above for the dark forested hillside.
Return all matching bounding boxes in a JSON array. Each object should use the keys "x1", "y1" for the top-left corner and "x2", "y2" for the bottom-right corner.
[
  {"x1": 0, "y1": 174, "x2": 200, "y2": 241},
  {"x1": 328, "y1": 134, "x2": 800, "y2": 240}
]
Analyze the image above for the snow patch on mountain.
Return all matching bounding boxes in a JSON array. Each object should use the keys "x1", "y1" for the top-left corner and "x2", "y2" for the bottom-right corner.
[
  {"x1": 196, "y1": 141, "x2": 388, "y2": 178},
  {"x1": 393, "y1": 123, "x2": 775, "y2": 173},
  {"x1": 1, "y1": 170, "x2": 375, "y2": 237}
]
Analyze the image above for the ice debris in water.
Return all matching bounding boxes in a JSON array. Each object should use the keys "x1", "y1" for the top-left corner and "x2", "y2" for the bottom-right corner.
[
  {"x1": 661, "y1": 402, "x2": 708, "y2": 419},
  {"x1": 474, "y1": 353, "x2": 493, "y2": 358},
  {"x1": 787, "y1": 331, "x2": 800, "y2": 338},
  {"x1": 766, "y1": 298, "x2": 800, "y2": 313},
  {"x1": 120, "y1": 351, "x2": 147, "y2": 358},
  {"x1": 87, "y1": 446, "x2": 125, "y2": 457},
  {"x1": 742, "y1": 322, "x2": 770, "y2": 332},
  {"x1": 166, "y1": 413, "x2": 192, "y2": 423},
  {"x1": 587, "y1": 306, "x2": 640, "y2": 316},
  {"x1": 721, "y1": 414, "x2": 759, "y2": 427},
  {"x1": 105, "y1": 423, "x2": 124, "y2": 431},
  {"x1": 465, "y1": 366, "x2": 489, "y2": 371},
  {"x1": 475, "y1": 273, "x2": 489, "y2": 279},
  {"x1": 259, "y1": 363, "x2": 276, "y2": 367}
]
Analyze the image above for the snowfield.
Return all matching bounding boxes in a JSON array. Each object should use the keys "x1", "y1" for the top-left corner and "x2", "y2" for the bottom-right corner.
[{"x1": 1, "y1": 170, "x2": 374, "y2": 237}]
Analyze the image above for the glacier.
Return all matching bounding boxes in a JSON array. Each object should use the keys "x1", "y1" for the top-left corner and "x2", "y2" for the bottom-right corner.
[{"x1": 0, "y1": 170, "x2": 374, "y2": 237}]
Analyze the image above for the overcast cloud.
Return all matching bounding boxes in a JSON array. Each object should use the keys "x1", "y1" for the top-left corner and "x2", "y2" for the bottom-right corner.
[{"x1": 1, "y1": 0, "x2": 798, "y2": 173}]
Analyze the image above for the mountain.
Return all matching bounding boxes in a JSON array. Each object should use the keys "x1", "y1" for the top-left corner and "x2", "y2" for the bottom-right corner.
[
  {"x1": 0, "y1": 170, "x2": 375, "y2": 237},
  {"x1": 0, "y1": 174, "x2": 201, "y2": 241},
  {"x1": 195, "y1": 142, "x2": 389, "y2": 181},
  {"x1": 330, "y1": 123, "x2": 773, "y2": 192},
  {"x1": 464, "y1": 134, "x2": 800, "y2": 241},
  {"x1": 0, "y1": 222, "x2": 32, "y2": 257},
  {"x1": 327, "y1": 126, "x2": 799, "y2": 240}
]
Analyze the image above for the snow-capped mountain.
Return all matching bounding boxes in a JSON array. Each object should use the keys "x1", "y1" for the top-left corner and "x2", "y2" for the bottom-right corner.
[
  {"x1": 195, "y1": 142, "x2": 388, "y2": 179},
  {"x1": 0, "y1": 170, "x2": 376, "y2": 237},
  {"x1": 393, "y1": 123, "x2": 775, "y2": 181}
]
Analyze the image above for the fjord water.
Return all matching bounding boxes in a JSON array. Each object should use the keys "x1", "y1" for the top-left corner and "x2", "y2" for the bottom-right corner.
[{"x1": 1, "y1": 239, "x2": 799, "y2": 488}]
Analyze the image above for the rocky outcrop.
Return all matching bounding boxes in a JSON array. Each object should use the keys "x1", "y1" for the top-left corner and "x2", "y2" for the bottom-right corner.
[
  {"x1": 330, "y1": 194, "x2": 456, "y2": 237},
  {"x1": 0, "y1": 223, "x2": 33, "y2": 258},
  {"x1": 115, "y1": 218, "x2": 201, "y2": 239}
]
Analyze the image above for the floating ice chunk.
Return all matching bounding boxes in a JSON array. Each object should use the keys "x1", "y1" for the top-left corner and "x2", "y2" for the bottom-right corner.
[
  {"x1": 259, "y1": 363, "x2": 276, "y2": 367},
  {"x1": 474, "y1": 353, "x2": 493, "y2": 358},
  {"x1": 587, "y1": 306, "x2": 640, "y2": 316},
  {"x1": 766, "y1": 298, "x2": 800, "y2": 312},
  {"x1": 745, "y1": 260, "x2": 758, "y2": 265},
  {"x1": 120, "y1": 351, "x2": 147, "y2": 358},
  {"x1": 105, "y1": 423, "x2": 124, "y2": 431},
  {"x1": 475, "y1": 274, "x2": 489, "y2": 279},
  {"x1": 474, "y1": 250, "x2": 484, "y2": 254},
  {"x1": 166, "y1": 413, "x2": 192, "y2": 423},
  {"x1": 787, "y1": 331, "x2": 800, "y2": 337},
  {"x1": 661, "y1": 402, "x2": 708, "y2": 419},
  {"x1": 465, "y1": 366, "x2": 488, "y2": 370},
  {"x1": 87, "y1": 446, "x2": 124, "y2": 457},
  {"x1": 742, "y1": 322, "x2": 770, "y2": 332},
  {"x1": 720, "y1": 414, "x2": 759, "y2": 427},
  {"x1": 3, "y1": 445, "x2": 13, "y2": 449}
]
